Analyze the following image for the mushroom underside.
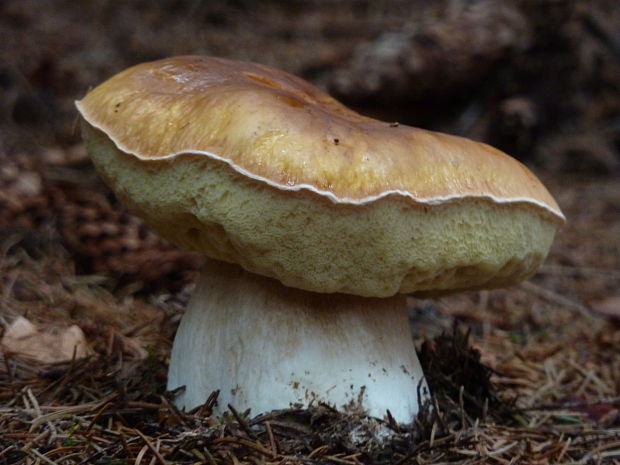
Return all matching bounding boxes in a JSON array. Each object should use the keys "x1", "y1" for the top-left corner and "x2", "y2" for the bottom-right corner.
[{"x1": 80, "y1": 121, "x2": 557, "y2": 298}]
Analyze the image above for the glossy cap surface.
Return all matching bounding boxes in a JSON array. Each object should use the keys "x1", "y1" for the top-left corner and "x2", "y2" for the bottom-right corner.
[{"x1": 77, "y1": 56, "x2": 563, "y2": 296}]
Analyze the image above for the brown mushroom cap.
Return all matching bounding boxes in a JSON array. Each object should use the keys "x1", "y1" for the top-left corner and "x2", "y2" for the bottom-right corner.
[{"x1": 76, "y1": 56, "x2": 564, "y2": 297}]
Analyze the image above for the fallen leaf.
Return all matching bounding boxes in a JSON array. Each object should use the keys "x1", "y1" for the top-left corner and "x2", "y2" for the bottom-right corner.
[{"x1": 1, "y1": 316, "x2": 91, "y2": 363}]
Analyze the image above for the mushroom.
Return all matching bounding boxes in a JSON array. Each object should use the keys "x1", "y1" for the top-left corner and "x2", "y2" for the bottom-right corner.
[{"x1": 75, "y1": 56, "x2": 564, "y2": 423}]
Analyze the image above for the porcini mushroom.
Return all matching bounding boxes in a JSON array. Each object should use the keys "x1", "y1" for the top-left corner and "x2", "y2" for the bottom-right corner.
[{"x1": 76, "y1": 56, "x2": 564, "y2": 423}]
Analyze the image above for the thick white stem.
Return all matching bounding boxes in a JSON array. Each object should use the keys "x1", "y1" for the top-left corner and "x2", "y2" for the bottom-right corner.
[{"x1": 167, "y1": 259, "x2": 429, "y2": 423}]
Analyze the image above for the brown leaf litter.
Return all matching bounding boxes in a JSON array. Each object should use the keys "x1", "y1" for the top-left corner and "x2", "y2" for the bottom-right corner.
[
  {"x1": 0, "y1": 153, "x2": 619, "y2": 463},
  {"x1": 0, "y1": 147, "x2": 620, "y2": 464},
  {"x1": 1, "y1": 0, "x2": 619, "y2": 461},
  {"x1": 1, "y1": 316, "x2": 91, "y2": 364}
]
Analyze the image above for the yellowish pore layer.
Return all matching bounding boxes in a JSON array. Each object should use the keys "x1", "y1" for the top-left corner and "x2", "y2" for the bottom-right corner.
[{"x1": 82, "y1": 123, "x2": 556, "y2": 297}]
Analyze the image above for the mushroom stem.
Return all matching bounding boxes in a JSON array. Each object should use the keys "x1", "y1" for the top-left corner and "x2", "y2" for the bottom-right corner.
[{"x1": 167, "y1": 259, "x2": 429, "y2": 423}]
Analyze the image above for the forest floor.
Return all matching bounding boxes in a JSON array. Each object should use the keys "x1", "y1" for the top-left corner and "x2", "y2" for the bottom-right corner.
[
  {"x1": 1, "y1": 0, "x2": 619, "y2": 463},
  {"x1": 1, "y1": 168, "x2": 618, "y2": 464}
]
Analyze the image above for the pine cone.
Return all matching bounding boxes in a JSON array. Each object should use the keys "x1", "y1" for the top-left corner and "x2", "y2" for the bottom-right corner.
[
  {"x1": 0, "y1": 151, "x2": 200, "y2": 292},
  {"x1": 54, "y1": 185, "x2": 200, "y2": 292}
]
